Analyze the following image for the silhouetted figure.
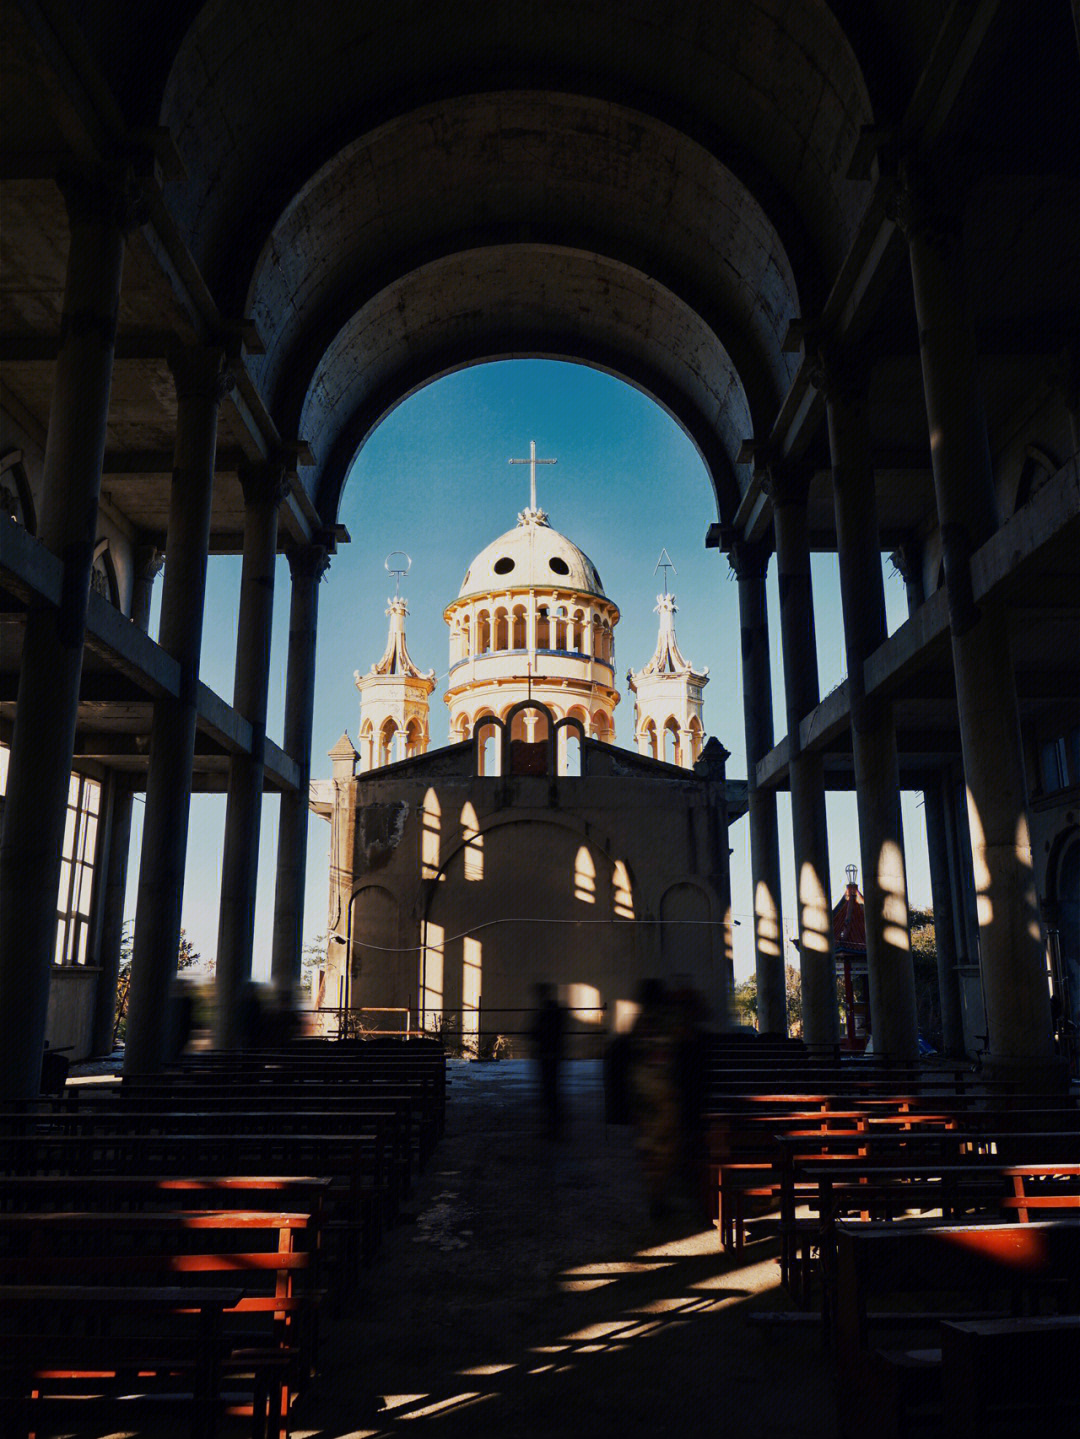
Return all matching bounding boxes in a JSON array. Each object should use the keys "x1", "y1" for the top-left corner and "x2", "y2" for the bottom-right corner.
[
  {"x1": 531, "y1": 983, "x2": 565, "y2": 1139},
  {"x1": 629, "y1": 978, "x2": 680, "y2": 1219},
  {"x1": 670, "y1": 977, "x2": 709, "y2": 1213}
]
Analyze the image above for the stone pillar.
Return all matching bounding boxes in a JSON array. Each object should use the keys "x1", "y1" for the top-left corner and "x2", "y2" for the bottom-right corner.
[
  {"x1": 0, "y1": 170, "x2": 133, "y2": 1099},
  {"x1": 270, "y1": 543, "x2": 329, "y2": 990},
  {"x1": 768, "y1": 465, "x2": 840, "y2": 1051},
  {"x1": 897, "y1": 164, "x2": 1054, "y2": 1073},
  {"x1": 821, "y1": 351, "x2": 919, "y2": 1059},
  {"x1": 922, "y1": 776, "x2": 966, "y2": 1056},
  {"x1": 123, "y1": 346, "x2": 231, "y2": 1075},
  {"x1": 214, "y1": 461, "x2": 288, "y2": 1046},
  {"x1": 728, "y1": 542, "x2": 787, "y2": 1035},
  {"x1": 91, "y1": 543, "x2": 162, "y2": 1056},
  {"x1": 129, "y1": 541, "x2": 165, "y2": 631}
]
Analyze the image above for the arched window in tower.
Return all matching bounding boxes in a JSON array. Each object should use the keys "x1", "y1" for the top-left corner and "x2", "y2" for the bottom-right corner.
[
  {"x1": 475, "y1": 715, "x2": 500, "y2": 776},
  {"x1": 554, "y1": 607, "x2": 567, "y2": 650},
  {"x1": 494, "y1": 607, "x2": 509, "y2": 650},
  {"x1": 461, "y1": 801, "x2": 483, "y2": 881},
  {"x1": 571, "y1": 609, "x2": 584, "y2": 652},
  {"x1": 476, "y1": 610, "x2": 491, "y2": 653},
  {"x1": 663, "y1": 717, "x2": 679, "y2": 766},
  {"x1": 421, "y1": 788, "x2": 441, "y2": 878},
  {"x1": 378, "y1": 718, "x2": 398, "y2": 767},
  {"x1": 454, "y1": 713, "x2": 471, "y2": 744},
  {"x1": 574, "y1": 845, "x2": 596, "y2": 905},
  {"x1": 536, "y1": 607, "x2": 550, "y2": 649},
  {"x1": 640, "y1": 717, "x2": 658, "y2": 759},
  {"x1": 460, "y1": 615, "x2": 471, "y2": 657},
  {"x1": 405, "y1": 717, "x2": 423, "y2": 758},
  {"x1": 686, "y1": 717, "x2": 703, "y2": 765},
  {"x1": 359, "y1": 720, "x2": 375, "y2": 771},
  {"x1": 511, "y1": 605, "x2": 526, "y2": 649},
  {"x1": 613, "y1": 860, "x2": 635, "y2": 919}
]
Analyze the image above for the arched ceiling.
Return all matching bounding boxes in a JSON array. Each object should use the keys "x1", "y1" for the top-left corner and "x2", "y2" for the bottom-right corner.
[
  {"x1": 145, "y1": 0, "x2": 878, "y2": 526},
  {"x1": 296, "y1": 246, "x2": 752, "y2": 521}
]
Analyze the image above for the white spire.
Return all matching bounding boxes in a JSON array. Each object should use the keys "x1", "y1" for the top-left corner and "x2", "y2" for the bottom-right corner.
[
  {"x1": 355, "y1": 596, "x2": 436, "y2": 771},
  {"x1": 627, "y1": 588, "x2": 709, "y2": 769},
  {"x1": 367, "y1": 597, "x2": 435, "y2": 680}
]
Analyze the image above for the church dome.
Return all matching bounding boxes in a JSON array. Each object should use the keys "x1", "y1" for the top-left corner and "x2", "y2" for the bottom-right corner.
[{"x1": 458, "y1": 512, "x2": 606, "y2": 600}]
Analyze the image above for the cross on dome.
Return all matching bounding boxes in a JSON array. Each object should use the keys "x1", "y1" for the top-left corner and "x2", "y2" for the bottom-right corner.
[{"x1": 509, "y1": 440, "x2": 556, "y2": 522}]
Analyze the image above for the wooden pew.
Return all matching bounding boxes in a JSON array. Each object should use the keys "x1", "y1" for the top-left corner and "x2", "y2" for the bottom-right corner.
[
  {"x1": 0, "y1": 1284, "x2": 246, "y2": 1439},
  {"x1": 0, "y1": 1209, "x2": 320, "y2": 1439},
  {"x1": 833, "y1": 1220, "x2": 1080, "y2": 1439}
]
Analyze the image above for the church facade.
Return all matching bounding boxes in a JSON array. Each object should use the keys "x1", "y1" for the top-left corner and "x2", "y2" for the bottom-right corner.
[{"x1": 311, "y1": 489, "x2": 745, "y2": 1053}]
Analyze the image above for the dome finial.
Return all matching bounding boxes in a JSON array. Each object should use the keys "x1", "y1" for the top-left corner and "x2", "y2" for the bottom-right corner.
[
  {"x1": 654, "y1": 548, "x2": 676, "y2": 595},
  {"x1": 509, "y1": 439, "x2": 557, "y2": 520}
]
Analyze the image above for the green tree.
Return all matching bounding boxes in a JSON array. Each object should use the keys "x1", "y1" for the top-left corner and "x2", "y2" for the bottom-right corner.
[{"x1": 113, "y1": 925, "x2": 202, "y2": 1046}]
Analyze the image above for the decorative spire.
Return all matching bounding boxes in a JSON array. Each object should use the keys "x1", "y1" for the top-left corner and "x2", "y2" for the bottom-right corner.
[
  {"x1": 638, "y1": 593, "x2": 698, "y2": 677},
  {"x1": 367, "y1": 597, "x2": 436, "y2": 680}
]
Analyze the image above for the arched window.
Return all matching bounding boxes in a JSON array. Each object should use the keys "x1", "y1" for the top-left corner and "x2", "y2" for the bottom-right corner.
[
  {"x1": 460, "y1": 615, "x2": 471, "y2": 656},
  {"x1": 574, "y1": 845, "x2": 596, "y2": 905},
  {"x1": 359, "y1": 720, "x2": 375, "y2": 771},
  {"x1": 421, "y1": 788, "x2": 441, "y2": 878},
  {"x1": 512, "y1": 606, "x2": 526, "y2": 649},
  {"x1": 663, "y1": 718, "x2": 679, "y2": 766},
  {"x1": 405, "y1": 718, "x2": 423, "y2": 758},
  {"x1": 536, "y1": 607, "x2": 550, "y2": 649},
  {"x1": 613, "y1": 860, "x2": 635, "y2": 919},
  {"x1": 494, "y1": 608, "x2": 509, "y2": 650},
  {"x1": 475, "y1": 715, "x2": 500, "y2": 776},
  {"x1": 476, "y1": 611, "x2": 491, "y2": 653},
  {"x1": 640, "y1": 718, "x2": 658, "y2": 759},
  {"x1": 461, "y1": 801, "x2": 483, "y2": 880},
  {"x1": 379, "y1": 718, "x2": 398, "y2": 767},
  {"x1": 686, "y1": 717, "x2": 703, "y2": 765},
  {"x1": 570, "y1": 610, "x2": 584, "y2": 651}
]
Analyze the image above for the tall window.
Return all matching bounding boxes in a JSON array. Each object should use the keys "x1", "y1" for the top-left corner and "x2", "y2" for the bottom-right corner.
[{"x1": 55, "y1": 773, "x2": 101, "y2": 966}]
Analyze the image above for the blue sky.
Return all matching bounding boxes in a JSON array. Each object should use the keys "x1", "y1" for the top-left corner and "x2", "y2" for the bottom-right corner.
[{"x1": 126, "y1": 359, "x2": 930, "y2": 981}]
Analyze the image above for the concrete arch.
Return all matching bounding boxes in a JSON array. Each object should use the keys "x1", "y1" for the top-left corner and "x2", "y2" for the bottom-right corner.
[{"x1": 159, "y1": 4, "x2": 876, "y2": 320}]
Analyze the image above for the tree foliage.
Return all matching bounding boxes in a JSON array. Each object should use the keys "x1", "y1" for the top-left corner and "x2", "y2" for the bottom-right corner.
[{"x1": 112, "y1": 925, "x2": 202, "y2": 1046}]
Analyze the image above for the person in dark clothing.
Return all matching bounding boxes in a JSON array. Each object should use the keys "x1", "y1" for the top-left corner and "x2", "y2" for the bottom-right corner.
[{"x1": 531, "y1": 983, "x2": 565, "y2": 1139}]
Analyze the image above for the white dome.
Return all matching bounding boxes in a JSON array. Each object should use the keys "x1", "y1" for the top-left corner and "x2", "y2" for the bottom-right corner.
[{"x1": 458, "y1": 513, "x2": 606, "y2": 599}]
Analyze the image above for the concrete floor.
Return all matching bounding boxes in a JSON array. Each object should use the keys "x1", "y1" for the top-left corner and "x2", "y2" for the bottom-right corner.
[{"x1": 292, "y1": 1059, "x2": 837, "y2": 1439}]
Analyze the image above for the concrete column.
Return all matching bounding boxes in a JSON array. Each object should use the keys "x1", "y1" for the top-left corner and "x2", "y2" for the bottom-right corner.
[
  {"x1": 898, "y1": 164, "x2": 1054, "y2": 1073},
  {"x1": 922, "y1": 776, "x2": 966, "y2": 1056},
  {"x1": 214, "y1": 461, "x2": 288, "y2": 1045},
  {"x1": 91, "y1": 543, "x2": 162, "y2": 1056},
  {"x1": 728, "y1": 542, "x2": 787, "y2": 1035},
  {"x1": 0, "y1": 170, "x2": 131, "y2": 1099},
  {"x1": 129, "y1": 541, "x2": 165, "y2": 630},
  {"x1": 822, "y1": 354, "x2": 919, "y2": 1059},
  {"x1": 123, "y1": 345, "x2": 231, "y2": 1075},
  {"x1": 270, "y1": 543, "x2": 329, "y2": 990},
  {"x1": 769, "y1": 466, "x2": 840, "y2": 1051}
]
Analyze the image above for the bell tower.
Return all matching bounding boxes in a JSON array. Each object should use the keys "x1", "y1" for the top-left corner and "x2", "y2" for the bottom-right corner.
[
  {"x1": 355, "y1": 592, "x2": 436, "y2": 771},
  {"x1": 628, "y1": 568, "x2": 708, "y2": 768}
]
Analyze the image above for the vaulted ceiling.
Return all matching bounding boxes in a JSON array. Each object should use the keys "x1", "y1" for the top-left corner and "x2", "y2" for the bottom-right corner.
[{"x1": 2, "y1": 0, "x2": 1078, "y2": 544}]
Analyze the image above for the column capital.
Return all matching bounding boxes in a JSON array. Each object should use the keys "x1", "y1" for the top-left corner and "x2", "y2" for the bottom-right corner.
[
  {"x1": 167, "y1": 342, "x2": 234, "y2": 406},
  {"x1": 58, "y1": 162, "x2": 151, "y2": 234},
  {"x1": 726, "y1": 539, "x2": 771, "y2": 581},
  {"x1": 134, "y1": 540, "x2": 165, "y2": 583},
  {"x1": 761, "y1": 455, "x2": 814, "y2": 507},
  {"x1": 807, "y1": 340, "x2": 873, "y2": 409},
  {"x1": 287, "y1": 541, "x2": 331, "y2": 584},
  {"x1": 238, "y1": 456, "x2": 291, "y2": 510},
  {"x1": 887, "y1": 156, "x2": 963, "y2": 251}
]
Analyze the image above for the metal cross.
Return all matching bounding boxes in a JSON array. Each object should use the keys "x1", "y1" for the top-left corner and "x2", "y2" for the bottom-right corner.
[
  {"x1": 654, "y1": 548, "x2": 676, "y2": 594},
  {"x1": 508, "y1": 440, "x2": 557, "y2": 511},
  {"x1": 384, "y1": 551, "x2": 411, "y2": 597}
]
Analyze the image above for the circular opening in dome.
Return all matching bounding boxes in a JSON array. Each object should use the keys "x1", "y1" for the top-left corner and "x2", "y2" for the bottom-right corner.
[
  {"x1": 549, "y1": 556, "x2": 570, "y2": 576},
  {"x1": 493, "y1": 556, "x2": 515, "y2": 575}
]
